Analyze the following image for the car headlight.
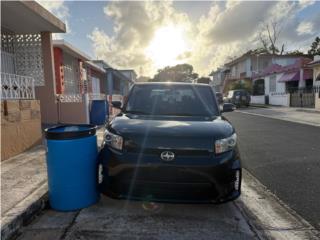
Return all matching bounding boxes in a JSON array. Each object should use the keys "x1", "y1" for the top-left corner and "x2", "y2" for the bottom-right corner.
[
  {"x1": 104, "y1": 130, "x2": 123, "y2": 151},
  {"x1": 215, "y1": 133, "x2": 237, "y2": 154}
]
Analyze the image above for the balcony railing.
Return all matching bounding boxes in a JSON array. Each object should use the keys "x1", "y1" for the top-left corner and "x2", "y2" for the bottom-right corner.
[
  {"x1": 59, "y1": 94, "x2": 83, "y2": 103},
  {"x1": 1, "y1": 72, "x2": 35, "y2": 99}
]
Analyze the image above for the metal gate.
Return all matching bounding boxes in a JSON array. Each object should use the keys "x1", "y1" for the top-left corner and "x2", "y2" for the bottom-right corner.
[{"x1": 290, "y1": 92, "x2": 315, "y2": 108}]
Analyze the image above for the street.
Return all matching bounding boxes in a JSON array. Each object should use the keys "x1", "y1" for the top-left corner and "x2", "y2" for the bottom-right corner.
[{"x1": 225, "y1": 110, "x2": 320, "y2": 230}]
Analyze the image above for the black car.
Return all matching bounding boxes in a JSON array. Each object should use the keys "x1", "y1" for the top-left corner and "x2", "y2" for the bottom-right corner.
[
  {"x1": 100, "y1": 83, "x2": 241, "y2": 203},
  {"x1": 225, "y1": 89, "x2": 250, "y2": 107}
]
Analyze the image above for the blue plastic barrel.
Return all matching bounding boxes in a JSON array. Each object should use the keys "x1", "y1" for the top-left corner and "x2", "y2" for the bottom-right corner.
[
  {"x1": 45, "y1": 125, "x2": 99, "y2": 211},
  {"x1": 90, "y1": 100, "x2": 108, "y2": 125}
]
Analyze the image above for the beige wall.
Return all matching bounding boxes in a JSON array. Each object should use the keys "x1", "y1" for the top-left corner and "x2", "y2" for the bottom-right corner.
[
  {"x1": 58, "y1": 101, "x2": 89, "y2": 124},
  {"x1": 1, "y1": 100, "x2": 42, "y2": 161}
]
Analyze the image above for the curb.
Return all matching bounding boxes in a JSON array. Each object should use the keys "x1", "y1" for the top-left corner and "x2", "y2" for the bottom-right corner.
[
  {"x1": 1, "y1": 183, "x2": 48, "y2": 240},
  {"x1": 296, "y1": 108, "x2": 320, "y2": 114},
  {"x1": 248, "y1": 104, "x2": 270, "y2": 108},
  {"x1": 236, "y1": 169, "x2": 320, "y2": 240}
]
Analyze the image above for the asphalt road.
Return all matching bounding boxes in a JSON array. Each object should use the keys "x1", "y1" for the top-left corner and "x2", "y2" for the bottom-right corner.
[{"x1": 224, "y1": 111, "x2": 320, "y2": 230}]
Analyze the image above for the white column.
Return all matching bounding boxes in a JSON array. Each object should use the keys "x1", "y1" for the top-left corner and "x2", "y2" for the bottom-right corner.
[{"x1": 299, "y1": 69, "x2": 305, "y2": 88}]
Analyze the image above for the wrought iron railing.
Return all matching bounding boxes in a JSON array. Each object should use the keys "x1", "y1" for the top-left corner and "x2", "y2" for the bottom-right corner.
[
  {"x1": 1, "y1": 72, "x2": 35, "y2": 99},
  {"x1": 286, "y1": 86, "x2": 320, "y2": 94},
  {"x1": 59, "y1": 94, "x2": 83, "y2": 103}
]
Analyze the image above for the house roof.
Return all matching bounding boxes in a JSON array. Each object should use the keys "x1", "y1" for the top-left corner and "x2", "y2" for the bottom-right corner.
[
  {"x1": 307, "y1": 59, "x2": 320, "y2": 67},
  {"x1": 209, "y1": 67, "x2": 230, "y2": 76},
  {"x1": 53, "y1": 40, "x2": 91, "y2": 61},
  {"x1": 119, "y1": 69, "x2": 137, "y2": 78},
  {"x1": 91, "y1": 60, "x2": 111, "y2": 69},
  {"x1": 253, "y1": 57, "x2": 312, "y2": 79},
  {"x1": 1, "y1": 1, "x2": 66, "y2": 34},
  {"x1": 110, "y1": 69, "x2": 134, "y2": 83},
  {"x1": 85, "y1": 61, "x2": 106, "y2": 74},
  {"x1": 91, "y1": 60, "x2": 135, "y2": 82},
  {"x1": 225, "y1": 51, "x2": 312, "y2": 67}
]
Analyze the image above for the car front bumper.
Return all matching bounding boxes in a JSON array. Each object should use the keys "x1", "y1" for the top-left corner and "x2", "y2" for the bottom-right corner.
[{"x1": 99, "y1": 146, "x2": 241, "y2": 204}]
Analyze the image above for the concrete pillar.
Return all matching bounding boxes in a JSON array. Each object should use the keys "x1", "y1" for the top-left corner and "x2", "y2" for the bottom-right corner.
[
  {"x1": 35, "y1": 32, "x2": 58, "y2": 124},
  {"x1": 299, "y1": 69, "x2": 305, "y2": 88},
  {"x1": 107, "y1": 70, "x2": 114, "y2": 95}
]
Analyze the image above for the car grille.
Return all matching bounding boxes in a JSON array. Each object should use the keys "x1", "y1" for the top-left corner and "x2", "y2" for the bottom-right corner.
[{"x1": 126, "y1": 147, "x2": 211, "y2": 156}]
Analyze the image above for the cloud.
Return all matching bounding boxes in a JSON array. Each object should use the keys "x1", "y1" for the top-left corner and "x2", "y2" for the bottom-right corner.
[
  {"x1": 297, "y1": 21, "x2": 314, "y2": 35},
  {"x1": 192, "y1": 0, "x2": 319, "y2": 74},
  {"x1": 36, "y1": 0, "x2": 70, "y2": 38},
  {"x1": 89, "y1": 1, "x2": 193, "y2": 76},
  {"x1": 201, "y1": 1, "x2": 277, "y2": 44},
  {"x1": 89, "y1": 1, "x2": 319, "y2": 77}
]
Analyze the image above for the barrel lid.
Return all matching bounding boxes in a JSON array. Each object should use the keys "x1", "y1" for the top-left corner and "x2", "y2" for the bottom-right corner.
[{"x1": 45, "y1": 124, "x2": 97, "y2": 140}]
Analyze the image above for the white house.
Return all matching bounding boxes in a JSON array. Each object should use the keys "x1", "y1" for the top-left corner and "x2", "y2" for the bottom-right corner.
[{"x1": 252, "y1": 57, "x2": 313, "y2": 107}]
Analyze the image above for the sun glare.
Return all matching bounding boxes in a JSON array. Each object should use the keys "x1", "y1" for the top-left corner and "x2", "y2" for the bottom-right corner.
[{"x1": 146, "y1": 25, "x2": 189, "y2": 68}]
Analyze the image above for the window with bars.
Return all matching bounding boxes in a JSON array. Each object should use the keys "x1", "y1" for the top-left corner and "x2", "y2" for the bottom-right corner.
[
  {"x1": 63, "y1": 53, "x2": 80, "y2": 94},
  {"x1": 269, "y1": 75, "x2": 277, "y2": 92}
]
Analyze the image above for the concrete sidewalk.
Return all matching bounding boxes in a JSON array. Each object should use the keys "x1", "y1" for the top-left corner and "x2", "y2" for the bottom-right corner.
[
  {"x1": 1, "y1": 146, "x2": 48, "y2": 240},
  {"x1": 237, "y1": 106, "x2": 320, "y2": 127},
  {"x1": 1, "y1": 128, "x2": 105, "y2": 240},
  {"x1": 15, "y1": 170, "x2": 320, "y2": 240}
]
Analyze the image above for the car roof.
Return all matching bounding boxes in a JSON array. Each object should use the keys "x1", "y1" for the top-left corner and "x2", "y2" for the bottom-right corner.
[{"x1": 133, "y1": 82, "x2": 210, "y2": 87}]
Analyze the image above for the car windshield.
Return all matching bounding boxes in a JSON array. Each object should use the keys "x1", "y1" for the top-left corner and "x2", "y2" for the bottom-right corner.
[{"x1": 125, "y1": 84, "x2": 219, "y2": 117}]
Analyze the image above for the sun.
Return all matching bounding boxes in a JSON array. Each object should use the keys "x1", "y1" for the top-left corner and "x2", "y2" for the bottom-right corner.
[{"x1": 146, "y1": 25, "x2": 189, "y2": 68}]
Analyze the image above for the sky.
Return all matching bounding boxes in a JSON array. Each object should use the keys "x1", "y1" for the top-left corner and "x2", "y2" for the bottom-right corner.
[{"x1": 38, "y1": 0, "x2": 320, "y2": 77}]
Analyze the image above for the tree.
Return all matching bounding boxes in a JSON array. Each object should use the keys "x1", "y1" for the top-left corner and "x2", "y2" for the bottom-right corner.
[
  {"x1": 151, "y1": 64, "x2": 199, "y2": 82},
  {"x1": 258, "y1": 20, "x2": 285, "y2": 55},
  {"x1": 286, "y1": 50, "x2": 305, "y2": 56},
  {"x1": 308, "y1": 37, "x2": 320, "y2": 56}
]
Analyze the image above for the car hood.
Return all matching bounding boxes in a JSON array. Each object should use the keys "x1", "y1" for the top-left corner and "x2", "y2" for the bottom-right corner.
[{"x1": 108, "y1": 114, "x2": 234, "y2": 151}]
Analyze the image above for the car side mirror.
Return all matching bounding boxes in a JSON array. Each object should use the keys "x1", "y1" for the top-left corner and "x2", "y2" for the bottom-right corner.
[
  {"x1": 222, "y1": 103, "x2": 235, "y2": 113},
  {"x1": 112, "y1": 101, "x2": 122, "y2": 110}
]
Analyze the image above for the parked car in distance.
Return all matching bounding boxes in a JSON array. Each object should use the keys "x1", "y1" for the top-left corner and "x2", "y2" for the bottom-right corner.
[
  {"x1": 215, "y1": 92, "x2": 223, "y2": 105},
  {"x1": 100, "y1": 82, "x2": 241, "y2": 204},
  {"x1": 225, "y1": 89, "x2": 250, "y2": 107}
]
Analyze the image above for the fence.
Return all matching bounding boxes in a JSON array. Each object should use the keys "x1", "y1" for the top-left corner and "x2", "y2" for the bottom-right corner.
[
  {"x1": 269, "y1": 92, "x2": 290, "y2": 107},
  {"x1": 287, "y1": 86, "x2": 319, "y2": 108},
  {"x1": 59, "y1": 94, "x2": 83, "y2": 103},
  {"x1": 250, "y1": 95, "x2": 265, "y2": 104},
  {"x1": 1, "y1": 72, "x2": 35, "y2": 99}
]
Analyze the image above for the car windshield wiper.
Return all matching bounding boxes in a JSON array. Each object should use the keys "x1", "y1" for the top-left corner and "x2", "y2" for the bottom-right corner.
[{"x1": 124, "y1": 110, "x2": 151, "y2": 115}]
